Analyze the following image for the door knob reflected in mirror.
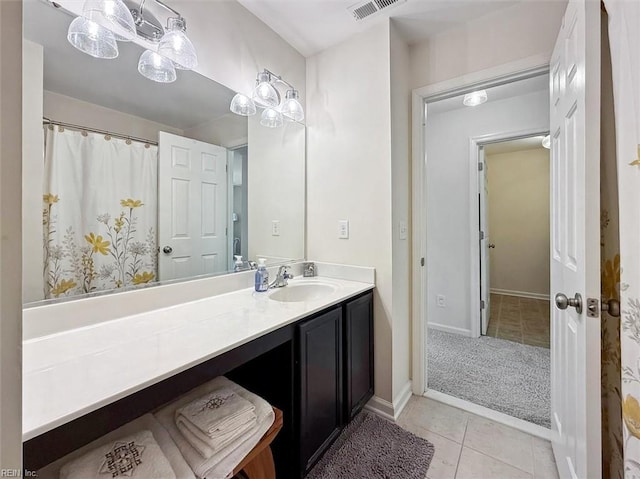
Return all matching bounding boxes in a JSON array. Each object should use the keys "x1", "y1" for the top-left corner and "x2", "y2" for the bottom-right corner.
[
  {"x1": 488, "y1": 243, "x2": 496, "y2": 249},
  {"x1": 601, "y1": 298, "x2": 621, "y2": 318},
  {"x1": 555, "y1": 292, "x2": 583, "y2": 314},
  {"x1": 163, "y1": 246, "x2": 173, "y2": 254}
]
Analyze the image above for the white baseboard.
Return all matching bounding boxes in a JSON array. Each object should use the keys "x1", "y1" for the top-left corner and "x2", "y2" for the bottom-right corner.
[
  {"x1": 365, "y1": 380, "x2": 413, "y2": 421},
  {"x1": 427, "y1": 323, "x2": 474, "y2": 337},
  {"x1": 490, "y1": 288, "x2": 550, "y2": 301},
  {"x1": 425, "y1": 389, "x2": 554, "y2": 441}
]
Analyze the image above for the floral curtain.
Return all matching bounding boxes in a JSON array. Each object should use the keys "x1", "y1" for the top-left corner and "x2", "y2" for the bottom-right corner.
[
  {"x1": 43, "y1": 125, "x2": 158, "y2": 299},
  {"x1": 603, "y1": 0, "x2": 640, "y2": 476}
]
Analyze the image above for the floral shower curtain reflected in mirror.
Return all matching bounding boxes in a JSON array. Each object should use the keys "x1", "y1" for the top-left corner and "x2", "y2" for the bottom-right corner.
[{"x1": 42, "y1": 126, "x2": 158, "y2": 299}]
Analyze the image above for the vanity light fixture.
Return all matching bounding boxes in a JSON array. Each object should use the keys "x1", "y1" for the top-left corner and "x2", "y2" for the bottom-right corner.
[
  {"x1": 138, "y1": 49, "x2": 177, "y2": 83},
  {"x1": 230, "y1": 69, "x2": 305, "y2": 127},
  {"x1": 542, "y1": 135, "x2": 551, "y2": 149},
  {"x1": 67, "y1": 16, "x2": 120, "y2": 59},
  {"x1": 463, "y1": 90, "x2": 488, "y2": 107},
  {"x1": 230, "y1": 93, "x2": 257, "y2": 116},
  {"x1": 82, "y1": 0, "x2": 136, "y2": 41},
  {"x1": 66, "y1": 0, "x2": 197, "y2": 83},
  {"x1": 157, "y1": 17, "x2": 198, "y2": 70},
  {"x1": 261, "y1": 108, "x2": 284, "y2": 128},
  {"x1": 252, "y1": 71, "x2": 281, "y2": 108},
  {"x1": 281, "y1": 89, "x2": 304, "y2": 122}
]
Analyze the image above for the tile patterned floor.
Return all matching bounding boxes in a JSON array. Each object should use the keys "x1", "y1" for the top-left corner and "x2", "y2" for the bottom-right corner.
[
  {"x1": 486, "y1": 294, "x2": 550, "y2": 348},
  {"x1": 397, "y1": 396, "x2": 559, "y2": 479}
]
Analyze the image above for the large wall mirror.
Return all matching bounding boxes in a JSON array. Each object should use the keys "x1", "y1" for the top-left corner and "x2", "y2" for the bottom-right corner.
[{"x1": 22, "y1": 0, "x2": 305, "y2": 305}]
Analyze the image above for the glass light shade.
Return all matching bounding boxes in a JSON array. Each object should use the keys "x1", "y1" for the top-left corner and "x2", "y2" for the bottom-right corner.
[
  {"x1": 67, "y1": 17, "x2": 119, "y2": 59},
  {"x1": 82, "y1": 0, "x2": 136, "y2": 41},
  {"x1": 281, "y1": 89, "x2": 304, "y2": 122},
  {"x1": 542, "y1": 135, "x2": 551, "y2": 149},
  {"x1": 463, "y1": 90, "x2": 488, "y2": 107},
  {"x1": 260, "y1": 108, "x2": 283, "y2": 128},
  {"x1": 138, "y1": 50, "x2": 177, "y2": 83},
  {"x1": 230, "y1": 93, "x2": 257, "y2": 116},
  {"x1": 158, "y1": 18, "x2": 198, "y2": 70},
  {"x1": 252, "y1": 72, "x2": 280, "y2": 108}
]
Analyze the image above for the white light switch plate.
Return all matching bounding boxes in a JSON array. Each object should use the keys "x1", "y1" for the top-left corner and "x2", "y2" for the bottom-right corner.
[
  {"x1": 399, "y1": 220, "x2": 408, "y2": 240},
  {"x1": 339, "y1": 220, "x2": 349, "y2": 239},
  {"x1": 272, "y1": 220, "x2": 280, "y2": 236}
]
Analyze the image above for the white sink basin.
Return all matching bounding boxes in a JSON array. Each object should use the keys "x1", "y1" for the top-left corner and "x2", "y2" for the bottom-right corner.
[{"x1": 268, "y1": 281, "x2": 337, "y2": 303}]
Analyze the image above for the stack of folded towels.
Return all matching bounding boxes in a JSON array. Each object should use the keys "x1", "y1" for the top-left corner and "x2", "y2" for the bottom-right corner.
[
  {"x1": 155, "y1": 376, "x2": 275, "y2": 479},
  {"x1": 36, "y1": 414, "x2": 196, "y2": 479}
]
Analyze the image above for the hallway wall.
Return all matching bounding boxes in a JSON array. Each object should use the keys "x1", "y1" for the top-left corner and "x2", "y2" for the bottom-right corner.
[{"x1": 486, "y1": 147, "x2": 550, "y2": 298}]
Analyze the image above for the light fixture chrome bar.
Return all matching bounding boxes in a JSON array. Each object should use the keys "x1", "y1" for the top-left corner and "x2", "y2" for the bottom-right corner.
[
  {"x1": 262, "y1": 69, "x2": 295, "y2": 90},
  {"x1": 43, "y1": 118, "x2": 158, "y2": 146},
  {"x1": 152, "y1": 0, "x2": 182, "y2": 19}
]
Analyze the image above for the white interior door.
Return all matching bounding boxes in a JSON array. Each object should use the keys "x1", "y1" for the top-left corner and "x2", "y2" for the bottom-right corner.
[
  {"x1": 549, "y1": 1, "x2": 601, "y2": 477},
  {"x1": 479, "y1": 147, "x2": 491, "y2": 335},
  {"x1": 158, "y1": 132, "x2": 228, "y2": 281}
]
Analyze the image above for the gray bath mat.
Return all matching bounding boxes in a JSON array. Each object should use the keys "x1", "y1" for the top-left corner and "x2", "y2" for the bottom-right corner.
[
  {"x1": 427, "y1": 328, "x2": 550, "y2": 427},
  {"x1": 306, "y1": 412, "x2": 435, "y2": 479}
]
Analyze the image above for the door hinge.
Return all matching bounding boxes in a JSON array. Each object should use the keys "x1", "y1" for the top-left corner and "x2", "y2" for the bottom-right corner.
[
  {"x1": 481, "y1": 300, "x2": 486, "y2": 310},
  {"x1": 420, "y1": 257, "x2": 425, "y2": 267},
  {"x1": 478, "y1": 162, "x2": 484, "y2": 171},
  {"x1": 479, "y1": 231, "x2": 485, "y2": 240},
  {"x1": 225, "y1": 227, "x2": 228, "y2": 236}
]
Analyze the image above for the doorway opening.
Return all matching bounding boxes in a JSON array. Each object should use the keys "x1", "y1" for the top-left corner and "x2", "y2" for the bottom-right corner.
[
  {"x1": 422, "y1": 72, "x2": 553, "y2": 430},
  {"x1": 479, "y1": 137, "x2": 551, "y2": 349}
]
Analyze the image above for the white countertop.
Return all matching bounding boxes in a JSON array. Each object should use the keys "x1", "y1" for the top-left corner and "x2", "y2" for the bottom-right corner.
[{"x1": 22, "y1": 274, "x2": 374, "y2": 440}]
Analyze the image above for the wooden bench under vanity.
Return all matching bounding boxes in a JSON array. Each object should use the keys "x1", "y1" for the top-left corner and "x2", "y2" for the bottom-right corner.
[{"x1": 23, "y1": 272, "x2": 374, "y2": 479}]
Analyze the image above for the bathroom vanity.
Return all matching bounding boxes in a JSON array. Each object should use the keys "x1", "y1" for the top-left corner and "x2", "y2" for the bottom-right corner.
[{"x1": 23, "y1": 272, "x2": 374, "y2": 478}]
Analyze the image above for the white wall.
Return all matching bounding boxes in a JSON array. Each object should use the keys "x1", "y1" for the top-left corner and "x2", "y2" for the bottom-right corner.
[
  {"x1": 425, "y1": 90, "x2": 549, "y2": 335},
  {"x1": 22, "y1": 40, "x2": 44, "y2": 304},
  {"x1": 486, "y1": 147, "x2": 550, "y2": 297},
  {"x1": 184, "y1": 113, "x2": 248, "y2": 149},
  {"x1": 389, "y1": 21, "x2": 411, "y2": 399},
  {"x1": 409, "y1": 1, "x2": 567, "y2": 88},
  {"x1": 247, "y1": 115, "x2": 305, "y2": 263},
  {"x1": 0, "y1": 0, "x2": 23, "y2": 468},
  {"x1": 44, "y1": 91, "x2": 183, "y2": 139},
  {"x1": 307, "y1": 21, "x2": 412, "y2": 406}
]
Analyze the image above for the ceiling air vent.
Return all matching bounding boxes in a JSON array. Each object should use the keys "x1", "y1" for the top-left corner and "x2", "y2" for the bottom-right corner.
[
  {"x1": 351, "y1": 2, "x2": 378, "y2": 21},
  {"x1": 348, "y1": 0, "x2": 407, "y2": 22}
]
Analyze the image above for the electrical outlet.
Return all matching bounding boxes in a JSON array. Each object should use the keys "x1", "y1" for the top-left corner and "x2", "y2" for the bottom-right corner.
[
  {"x1": 338, "y1": 220, "x2": 349, "y2": 239},
  {"x1": 271, "y1": 220, "x2": 280, "y2": 236},
  {"x1": 399, "y1": 220, "x2": 408, "y2": 240},
  {"x1": 437, "y1": 294, "x2": 446, "y2": 308}
]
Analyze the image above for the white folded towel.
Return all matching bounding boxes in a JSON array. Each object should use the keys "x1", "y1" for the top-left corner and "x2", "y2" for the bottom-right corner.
[
  {"x1": 176, "y1": 413, "x2": 256, "y2": 458},
  {"x1": 59, "y1": 430, "x2": 176, "y2": 479},
  {"x1": 176, "y1": 387, "x2": 256, "y2": 438},
  {"x1": 37, "y1": 414, "x2": 195, "y2": 479},
  {"x1": 155, "y1": 377, "x2": 275, "y2": 479}
]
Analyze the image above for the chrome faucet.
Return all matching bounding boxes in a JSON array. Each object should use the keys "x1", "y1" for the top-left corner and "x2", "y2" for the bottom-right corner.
[{"x1": 270, "y1": 265, "x2": 294, "y2": 288}]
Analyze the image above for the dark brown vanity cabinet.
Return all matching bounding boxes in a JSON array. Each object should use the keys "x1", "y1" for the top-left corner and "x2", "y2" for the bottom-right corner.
[
  {"x1": 297, "y1": 291, "x2": 374, "y2": 475},
  {"x1": 344, "y1": 291, "x2": 374, "y2": 420}
]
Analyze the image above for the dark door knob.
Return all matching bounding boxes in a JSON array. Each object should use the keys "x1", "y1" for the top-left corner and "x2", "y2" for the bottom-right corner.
[{"x1": 163, "y1": 246, "x2": 173, "y2": 254}]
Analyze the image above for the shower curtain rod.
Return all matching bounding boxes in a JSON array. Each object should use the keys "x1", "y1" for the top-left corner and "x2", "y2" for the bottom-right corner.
[{"x1": 43, "y1": 118, "x2": 159, "y2": 146}]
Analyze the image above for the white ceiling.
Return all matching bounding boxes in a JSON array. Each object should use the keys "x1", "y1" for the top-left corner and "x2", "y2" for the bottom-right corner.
[
  {"x1": 485, "y1": 137, "x2": 549, "y2": 155},
  {"x1": 237, "y1": 0, "x2": 521, "y2": 57},
  {"x1": 24, "y1": 0, "x2": 235, "y2": 130}
]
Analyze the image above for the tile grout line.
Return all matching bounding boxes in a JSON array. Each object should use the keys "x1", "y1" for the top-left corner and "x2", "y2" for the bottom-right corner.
[{"x1": 453, "y1": 414, "x2": 470, "y2": 478}]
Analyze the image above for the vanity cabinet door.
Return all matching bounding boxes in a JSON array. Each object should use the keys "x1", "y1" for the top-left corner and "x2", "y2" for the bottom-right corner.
[
  {"x1": 344, "y1": 292, "x2": 374, "y2": 419},
  {"x1": 297, "y1": 306, "x2": 343, "y2": 473}
]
